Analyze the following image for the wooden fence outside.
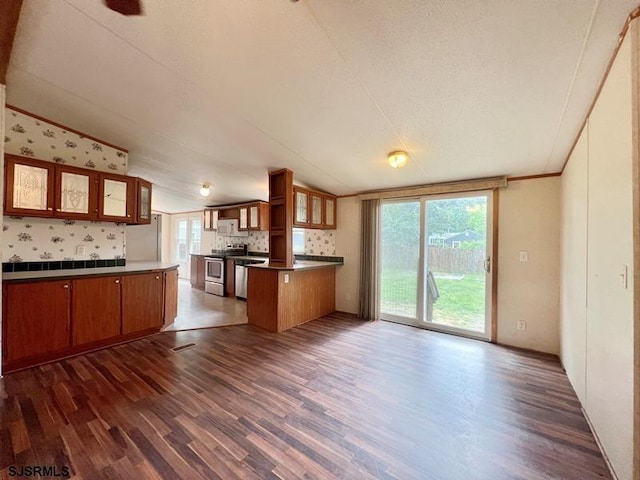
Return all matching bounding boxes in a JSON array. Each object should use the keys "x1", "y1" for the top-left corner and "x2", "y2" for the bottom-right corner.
[{"x1": 381, "y1": 246, "x2": 485, "y2": 274}]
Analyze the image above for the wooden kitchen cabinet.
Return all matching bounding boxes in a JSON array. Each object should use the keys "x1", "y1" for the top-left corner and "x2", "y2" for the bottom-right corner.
[
  {"x1": 293, "y1": 186, "x2": 337, "y2": 229},
  {"x1": 238, "y1": 202, "x2": 269, "y2": 231},
  {"x1": 190, "y1": 255, "x2": 205, "y2": 290},
  {"x1": 2, "y1": 280, "x2": 71, "y2": 363},
  {"x1": 98, "y1": 172, "x2": 136, "y2": 222},
  {"x1": 294, "y1": 187, "x2": 309, "y2": 226},
  {"x1": 164, "y1": 269, "x2": 179, "y2": 325},
  {"x1": 121, "y1": 272, "x2": 164, "y2": 334},
  {"x1": 54, "y1": 164, "x2": 98, "y2": 220},
  {"x1": 226, "y1": 258, "x2": 236, "y2": 296},
  {"x1": 4, "y1": 154, "x2": 152, "y2": 224},
  {"x1": 239, "y1": 206, "x2": 248, "y2": 230},
  {"x1": 324, "y1": 195, "x2": 336, "y2": 228},
  {"x1": 4, "y1": 155, "x2": 55, "y2": 217},
  {"x1": 310, "y1": 192, "x2": 323, "y2": 226},
  {"x1": 2, "y1": 266, "x2": 178, "y2": 373},
  {"x1": 204, "y1": 208, "x2": 219, "y2": 231},
  {"x1": 269, "y1": 169, "x2": 294, "y2": 267},
  {"x1": 250, "y1": 202, "x2": 269, "y2": 230},
  {"x1": 72, "y1": 275, "x2": 122, "y2": 345},
  {"x1": 135, "y1": 178, "x2": 152, "y2": 224}
]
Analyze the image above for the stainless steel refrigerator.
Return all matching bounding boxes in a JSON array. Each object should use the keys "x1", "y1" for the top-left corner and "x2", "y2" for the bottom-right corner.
[{"x1": 125, "y1": 213, "x2": 162, "y2": 261}]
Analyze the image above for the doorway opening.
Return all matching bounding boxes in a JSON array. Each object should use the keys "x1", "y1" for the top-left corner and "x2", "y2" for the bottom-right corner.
[
  {"x1": 173, "y1": 214, "x2": 202, "y2": 279},
  {"x1": 379, "y1": 191, "x2": 493, "y2": 340}
]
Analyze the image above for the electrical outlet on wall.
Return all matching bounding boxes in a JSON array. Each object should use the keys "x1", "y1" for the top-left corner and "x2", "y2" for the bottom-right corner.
[
  {"x1": 519, "y1": 251, "x2": 529, "y2": 262},
  {"x1": 76, "y1": 245, "x2": 85, "y2": 256},
  {"x1": 516, "y1": 320, "x2": 527, "y2": 331},
  {"x1": 345, "y1": 293, "x2": 352, "y2": 301}
]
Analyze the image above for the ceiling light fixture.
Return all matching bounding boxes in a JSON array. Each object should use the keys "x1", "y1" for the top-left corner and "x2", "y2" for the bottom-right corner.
[
  {"x1": 387, "y1": 150, "x2": 408, "y2": 168},
  {"x1": 199, "y1": 184, "x2": 210, "y2": 196}
]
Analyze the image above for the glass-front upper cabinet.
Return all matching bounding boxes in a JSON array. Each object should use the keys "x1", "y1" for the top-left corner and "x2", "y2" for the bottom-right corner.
[
  {"x1": 54, "y1": 165, "x2": 97, "y2": 220},
  {"x1": 4, "y1": 155, "x2": 55, "y2": 217},
  {"x1": 135, "y1": 178, "x2": 152, "y2": 224},
  {"x1": 98, "y1": 173, "x2": 135, "y2": 222},
  {"x1": 249, "y1": 205, "x2": 259, "y2": 229},
  {"x1": 203, "y1": 209, "x2": 219, "y2": 231},
  {"x1": 239, "y1": 207, "x2": 248, "y2": 230},
  {"x1": 294, "y1": 188, "x2": 308, "y2": 226},
  {"x1": 311, "y1": 193, "x2": 322, "y2": 226},
  {"x1": 324, "y1": 196, "x2": 336, "y2": 228}
]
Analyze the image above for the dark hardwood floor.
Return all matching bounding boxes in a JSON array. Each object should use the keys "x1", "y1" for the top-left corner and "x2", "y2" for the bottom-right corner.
[{"x1": 0, "y1": 314, "x2": 610, "y2": 479}]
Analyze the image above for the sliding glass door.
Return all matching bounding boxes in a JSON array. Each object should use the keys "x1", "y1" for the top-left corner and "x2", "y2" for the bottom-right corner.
[
  {"x1": 379, "y1": 192, "x2": 493, "y2": 340},
  {"x1": 380, "y1": 200, "x2": 422, "y2": 322}
]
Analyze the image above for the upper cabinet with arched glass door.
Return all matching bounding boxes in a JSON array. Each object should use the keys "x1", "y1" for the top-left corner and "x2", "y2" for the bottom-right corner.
[{"x1": 5, "y1": 155, "x2": 55, "y2": 217}]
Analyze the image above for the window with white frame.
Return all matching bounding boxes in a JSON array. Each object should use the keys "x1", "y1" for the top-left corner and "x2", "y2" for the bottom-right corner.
[{"x1": 293, "y1": 228, "x2": 305, "y2": 254}]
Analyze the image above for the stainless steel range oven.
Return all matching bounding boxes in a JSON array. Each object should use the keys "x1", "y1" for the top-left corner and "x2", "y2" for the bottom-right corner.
[{"x1": 205, "y1": 257, "x2": 225, "y2": 296}]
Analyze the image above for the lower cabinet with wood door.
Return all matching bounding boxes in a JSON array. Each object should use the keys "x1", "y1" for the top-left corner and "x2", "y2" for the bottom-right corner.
[
  {"x1": 2, "y1": 265, "x2": 178, "y2": 373},
  {"x1": 72, "y1": 275, "x2": 122, "y2": 345},
  {"x1": 3, "y1": 280, "x2": 72, "y2": 365},
  {"x1": 190, "y1": 254, "x2": 205, "y2": 290},
  {"x1": 122, "y1": 272, "x2": 164, "y2": 334}
]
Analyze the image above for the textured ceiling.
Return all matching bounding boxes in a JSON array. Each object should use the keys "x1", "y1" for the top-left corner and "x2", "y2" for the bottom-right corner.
[{"x1": 6, "y1": 0, "x2": 637, "y2": 212}]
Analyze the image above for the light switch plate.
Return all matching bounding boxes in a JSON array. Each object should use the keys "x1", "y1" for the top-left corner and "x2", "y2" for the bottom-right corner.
[
  {"x1": 519, "y1": 251, "x2": 529, "y2": 262},
  {"x1": 284, "y1": 274, "x2": 289, "y2": 284}
]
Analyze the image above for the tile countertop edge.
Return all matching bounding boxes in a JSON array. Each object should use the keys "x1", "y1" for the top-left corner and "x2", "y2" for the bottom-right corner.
[
  {"x1": 2, "y1": 262, "x2": 180, "y2": 282},
  {"x1": 248, "y1": 260, "x2": 343, "y2": 271}
]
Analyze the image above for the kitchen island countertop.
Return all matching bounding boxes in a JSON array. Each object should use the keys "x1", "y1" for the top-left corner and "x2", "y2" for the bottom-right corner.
[{"x1": 248, "y1": 260, "x2": 342, "y2": 271}]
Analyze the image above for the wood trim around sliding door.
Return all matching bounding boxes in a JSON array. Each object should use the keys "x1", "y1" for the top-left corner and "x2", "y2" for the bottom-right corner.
[
  {"x1": 630, "y1": 17, "x2": 640, "y2": 480},
  {"x1": 491, "y1": 188, "x2": 499, "y2": 343}
]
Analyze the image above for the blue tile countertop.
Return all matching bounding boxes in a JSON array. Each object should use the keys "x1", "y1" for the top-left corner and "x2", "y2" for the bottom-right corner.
[{"x1": 2, "y1": 261, "x2": 179, "y2": 282}]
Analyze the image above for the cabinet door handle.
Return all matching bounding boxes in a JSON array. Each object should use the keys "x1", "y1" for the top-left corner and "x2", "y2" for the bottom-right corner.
[
  {"x1": 115, "y1": 279, "x2": 120, "y2": 284},
  {"x1": 155, "y1": 275, "x2": 160, "y2": 279},
  {"x1": 63, "y1": 284, "x2": 69, "y2": 289}
]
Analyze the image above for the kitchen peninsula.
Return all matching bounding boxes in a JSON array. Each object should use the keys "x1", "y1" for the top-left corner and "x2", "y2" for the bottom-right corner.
[{"x1": 246, "y1": 260, "x2": 341, "y2": 332}]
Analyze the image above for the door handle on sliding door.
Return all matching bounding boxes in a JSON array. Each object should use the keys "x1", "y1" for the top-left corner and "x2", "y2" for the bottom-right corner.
[{"x1": 484, "y1": 256, "x2": 491, "y2": 273}]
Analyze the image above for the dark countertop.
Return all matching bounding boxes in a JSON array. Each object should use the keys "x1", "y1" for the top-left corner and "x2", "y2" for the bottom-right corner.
[
  {"x1": 227, "y1": 256, "x2": 268, "y2": 262},
  {"x1": 3, "y1": 261, "x2": 179, "y2": 282},
  {"x1": 248, "y1": 260, "x2": 342, "y2": 271}
]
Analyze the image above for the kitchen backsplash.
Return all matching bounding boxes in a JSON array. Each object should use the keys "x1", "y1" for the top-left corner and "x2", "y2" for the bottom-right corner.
[
  {"x1": 248, "y1": 231, "x2": 269, "y2": 252},
  {"x1": 3, "y1": 217, "x2": 126, "y2": 263},
  {"x1": 203, "y1": 229, "x2": 335, "y2": 256},
  {"x1": 304, "y1": 230, "x2": 336, "y2": 256},
  {"x1": 3, "y1": 107, "x2": 129, "y2": 262}
]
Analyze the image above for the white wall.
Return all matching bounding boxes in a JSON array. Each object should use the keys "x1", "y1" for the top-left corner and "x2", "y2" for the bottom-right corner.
[
  {"x1": 497, "y1": 177, "x2": 561, "y2": 354},
  {"x1": 560, "y1": 32, "x2": 634, "y2": 480},
  {"x1": 335, "y1": 196, "x2": 361, "y2": 313},
  {"x1": 560, "y1": 125, "x2": 588, "y2": 404},
  {"x1": 158, "y1": 212, "x2": 172, "y2": 263}
]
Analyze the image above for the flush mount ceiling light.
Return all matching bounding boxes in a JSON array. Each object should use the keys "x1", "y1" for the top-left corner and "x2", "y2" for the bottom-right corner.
[
  {"x1": 199, "y1": 184, "x2": 210, "y2": 196},
  {"x1": 388, "y1": 150, "x2": 408, "y2": 168}
]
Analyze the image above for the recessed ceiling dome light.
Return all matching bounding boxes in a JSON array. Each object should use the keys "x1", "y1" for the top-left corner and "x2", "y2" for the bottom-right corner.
[
  {"x1": 200, "y1": 184, "x2": 211, "y2": 196},
  {"x1": 388, "y1": 150, "x2": 408, "y2": 168}
]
